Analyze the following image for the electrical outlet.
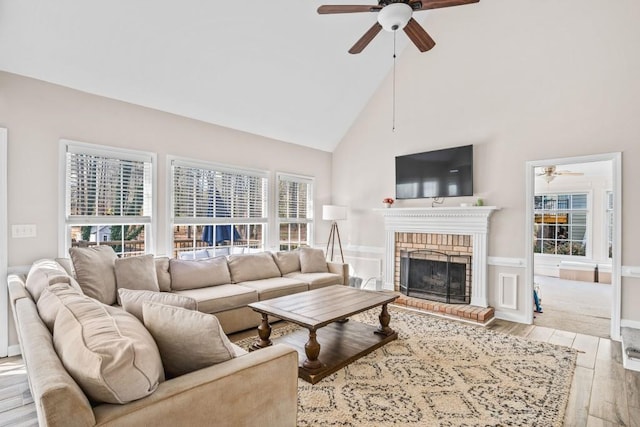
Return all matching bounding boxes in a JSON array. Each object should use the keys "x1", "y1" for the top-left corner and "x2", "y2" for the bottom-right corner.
[{"x1": 12, "y1": 224, "x2": 37, "y2": 238}]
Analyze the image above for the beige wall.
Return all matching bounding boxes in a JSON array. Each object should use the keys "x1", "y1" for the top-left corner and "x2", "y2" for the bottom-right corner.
[
  {"x1": 332, "y1": 0, "x2": 640, "y2": 323},
  {"x1": 0, "y1": 71, "x2": 334, "y2": 266}
]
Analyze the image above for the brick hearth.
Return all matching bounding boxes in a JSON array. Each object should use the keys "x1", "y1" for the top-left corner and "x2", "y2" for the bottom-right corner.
[{"x1": 394, "y1": 294, "x2": 495, "y2": 325}]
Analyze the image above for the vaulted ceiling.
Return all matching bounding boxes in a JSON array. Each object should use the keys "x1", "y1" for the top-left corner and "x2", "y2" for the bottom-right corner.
[{"x1": 0, "y1": 0, "x2": 481, "y2": 152}]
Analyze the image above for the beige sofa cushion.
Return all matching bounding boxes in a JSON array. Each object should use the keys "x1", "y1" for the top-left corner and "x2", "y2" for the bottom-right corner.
[
  {"x1": 239, "y1": 277, "x2": 308, "y2": 301},
  {"x1": 142, "y1": 302, "x2": 236, "y2": 378},
  {"x1": 227, "y1": 252, "x2": 281, "y2": 283},
  {"x1": 173, "y1": 284, "x2": 258, "y2": 314},
  {"x1": 299, "y1": 247, "x2": 329, "y2": 273},
  {"x1": 169, "y1": 257, "x2": 231, "y2": 291},
  {"x1": 273, "y1": 251, "x2": 301, "y2": 275},
  {"x1": 154, "y1": 257, "x2": 171, "y2": 292},
  {"x1": 114, "y1": 255, "x2": 160, "y2": 297},
  {"x1": 25, "y1": 259, "x2": 79, "y2": 302},
  {"x1": 118, "y1": 288, "x2": 197, "y2": 321},
  {"x1": 37, "y1": 282, "x2": 83, "y2": 331},
  {"x1": 284, "y1": 272, "x2": 344, "y2": 290},
  {"x1": 53, "y1": 293, "x2": 164, "y2": 404},
  {"x1": 69, "y1": 246, "x2": 118, "y2": 305}
]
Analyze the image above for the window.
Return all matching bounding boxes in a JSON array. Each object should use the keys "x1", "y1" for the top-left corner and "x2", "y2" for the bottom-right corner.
[
  {"x1": 606, "y1": 191, "x2": 614, "y2": 259},
  {"x1": 62, "y1": 141, "x2": 155, "y2": 257},
  {"x1": 170, "y1": 159, "x2": 268, "y2": 258},
  {"x1": 533, "y1": 193, "x2": 588, "y2": 256},
  {"x1": 277, "y1": 173, "x2": 313, "y2": 251}
]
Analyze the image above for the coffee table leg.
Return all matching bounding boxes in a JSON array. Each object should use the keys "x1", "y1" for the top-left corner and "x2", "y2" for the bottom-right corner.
[
  {"x1": 376, "y1": 303, "x2": 395, "y2": 336},
  {"x1": 250, "y1": 313, "x2": 272, "y2": 351},
  {"x1": 303, "y1": 329, "x2": 322, "y2": 370}
]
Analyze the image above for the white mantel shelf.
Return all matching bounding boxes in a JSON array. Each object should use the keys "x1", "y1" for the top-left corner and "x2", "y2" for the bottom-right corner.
[{"x1": 375, "y1": 206, "x2": 500, "y2": 308}]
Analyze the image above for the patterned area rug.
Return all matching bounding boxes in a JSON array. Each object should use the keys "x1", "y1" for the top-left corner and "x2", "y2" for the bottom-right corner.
[{"x1": 236, "y1": 307, "x2": 577, "y2": 427}]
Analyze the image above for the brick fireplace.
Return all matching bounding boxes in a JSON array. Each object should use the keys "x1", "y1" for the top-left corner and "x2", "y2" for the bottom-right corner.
[
  {"x1": 377, "y1": 206, "x2": 498, "y2": 308},
  {"x1": 397, "y1": 233, "x2": 473, "y2": 303}
]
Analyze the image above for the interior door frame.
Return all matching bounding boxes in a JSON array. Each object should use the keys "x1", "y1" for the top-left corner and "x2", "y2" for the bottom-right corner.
[
  {"x1": 1, "y1": 128, "x2": 8, "y2": 357},
  {"x1": 525, "y1": 152, "x2": 622, "y2": 341}
]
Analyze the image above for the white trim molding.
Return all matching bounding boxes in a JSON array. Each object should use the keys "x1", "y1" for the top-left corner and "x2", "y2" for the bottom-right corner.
[
  {"x1": 375, "y1": 206, "x2": 499, "y2": 308},
  {"x1": 0, "y1": 128, "x2": 7, "y2": 357},
  {"x1": 498, "y1": 273, "x2": 518, "y2": 310},
  {"x1": 621, "y1": 266, "x2": 640, "y2": 279},
  {"x1": 488, "y1": 257, "x2": 526, "y2": 268}
]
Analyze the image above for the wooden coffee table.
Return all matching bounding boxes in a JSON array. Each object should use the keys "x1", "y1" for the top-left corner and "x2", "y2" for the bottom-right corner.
[{"x1": 248, "y1": 285, "x2": 399, "y2": 384}]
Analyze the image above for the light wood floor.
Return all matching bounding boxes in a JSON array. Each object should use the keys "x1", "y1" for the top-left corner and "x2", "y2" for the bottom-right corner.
[{"x1": 1, "y1": 319, "x2": 638, "y2": 426}]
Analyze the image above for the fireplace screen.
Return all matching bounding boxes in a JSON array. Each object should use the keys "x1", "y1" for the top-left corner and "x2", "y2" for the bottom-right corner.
[{"x1": 400, "y1": 250, "x2": 471, "y2": 304}]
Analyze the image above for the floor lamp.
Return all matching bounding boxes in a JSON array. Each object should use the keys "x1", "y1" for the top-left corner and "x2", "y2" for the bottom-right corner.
[{"x1": 323, "y1": 205, "x2": 347, "y2": 263}]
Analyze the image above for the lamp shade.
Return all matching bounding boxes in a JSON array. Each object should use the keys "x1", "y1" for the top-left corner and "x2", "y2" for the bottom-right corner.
[{"x1": 322, "y1": 205, "x2": 347, "y2": 221}]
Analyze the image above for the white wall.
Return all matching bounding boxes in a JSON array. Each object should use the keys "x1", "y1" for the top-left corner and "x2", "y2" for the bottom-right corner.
[
  {"x1": 332, "y1": 0, "x2": 640, "y2": 323},
  {"x1": 0, "y1": 71, "x2": 335, "y2": 350}
]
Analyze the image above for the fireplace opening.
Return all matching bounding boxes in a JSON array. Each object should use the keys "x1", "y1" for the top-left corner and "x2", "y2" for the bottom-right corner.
[{"x1": 400, "y1": 250, "x2": 471, "y2": 304}]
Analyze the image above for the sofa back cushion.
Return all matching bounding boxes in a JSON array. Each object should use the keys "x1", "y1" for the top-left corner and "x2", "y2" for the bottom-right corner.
[
  {"x1": 118, "y1": 288, "x2": 197, "y2": 322},
  {"x1": 299, "y1": 248, "x2": 329, "y2": 273},
  {"x1": 169, "y1": 257, "x2": 231, "y2": 291},
  {"x1": 154, "y1": 257, "x2": 172, "y2": 292},
  {"x1": 37, "y1": 282, "x2": 83, "y2": 332},
  {"x1": 53, "y1": 293, "x2": 164, "y2": 404},
  {"x1": 142, "y1": 302, "x2": 236, "y2": 378},
  {"x1": 273, "y1": 251, "x2": 301, "y2": 275},
  {"x1": 25, "y1": 259, "x2": 79, "y2": 302},
  {"x1": 114, "y1": 255, "x2": 160, "y2": 297},
  {"x1": 69, "y1": 246, "x2": 118, "y2": 305},
  {"x1": 227, "y1": 252, "x2": 281, "y2": 283}
]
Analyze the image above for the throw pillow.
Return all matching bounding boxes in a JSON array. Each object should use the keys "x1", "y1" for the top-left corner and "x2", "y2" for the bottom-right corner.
[
  {"x1": 69, "y1": 246, "x2": 118, "y2": 305},
  {"x1": 25, "y1": 259, "x2": 77, "y2": 302},
  {"x1": 227, "y1": 252, "x2": 282, "y2": 283},
  {"x1": 37, "y1": 282, "x2": 83, "y2": 332},
  {"x1": 118, "y1": 288, "x2": 197, "y2": 322},
  {"x1": 169, "y1": 256, "x2": 231, "y2": 291},
  {"x1": 142, "y1": 302, "x2": 236, "y2": 378},
  {"x1": 114, "y1": 254, "x2": 160, "y2": 297},
  {"x1": 299, "y1": 247, "x2": 329, "y2": 273},
  {"x1": 53, "y1": 293, "x2": 164, "y2": 404},
  {"x1": 273, "y1": 251, "x2": 301, "y2": 275},
  {"x1": 154, "y1": 257, "x2": 171, "y2": 292}
]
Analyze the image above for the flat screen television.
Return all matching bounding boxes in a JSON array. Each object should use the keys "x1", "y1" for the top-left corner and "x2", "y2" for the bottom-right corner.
[{"x1": 395, "y1": 145, "x2": 473, "y2": 199}]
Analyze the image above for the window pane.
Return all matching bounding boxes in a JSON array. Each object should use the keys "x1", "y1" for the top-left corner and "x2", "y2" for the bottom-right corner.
[
  {"x1": 69, "y1": 224, "x2": 146, "y2": 257},
  {"x1": 571, "y1": 194, "x2": 587, "y2": 209}
]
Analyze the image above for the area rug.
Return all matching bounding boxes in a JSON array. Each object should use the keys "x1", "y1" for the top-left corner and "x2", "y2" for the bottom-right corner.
[{"x1": 236, "y1": 307, "x2": 577, "y2": 427}]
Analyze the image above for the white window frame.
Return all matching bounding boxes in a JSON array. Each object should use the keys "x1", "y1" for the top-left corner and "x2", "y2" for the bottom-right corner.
[
  {"x1": 168, "y1": 156, "x2": 269, "y2": 258},
  {"x1": 58, "y1": 139, "x2": 157, "y2": 257},
  {"x1": 605, "y1": 190, "x2": 614, "y2": 260},
  {"x1": 533, "y1": 191, "x2": 591, "y2": 258},
  {"x1": 276, "y1": 172, "x2": 314, "y2": 251}
]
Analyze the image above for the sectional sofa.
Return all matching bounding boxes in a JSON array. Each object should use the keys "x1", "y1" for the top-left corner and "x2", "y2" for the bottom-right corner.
[{"x1": 8, "y1": 247, "x2": 349, "y2": 426}]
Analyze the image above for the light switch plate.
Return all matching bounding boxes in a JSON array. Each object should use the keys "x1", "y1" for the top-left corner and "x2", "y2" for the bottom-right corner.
[{"x1": 11, "y1": 224, "x2": 37, "y2": 238}]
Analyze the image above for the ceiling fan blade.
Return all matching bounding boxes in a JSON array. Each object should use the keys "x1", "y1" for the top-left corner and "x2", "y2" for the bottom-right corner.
[
  {"x1": 556, "y1": 171, "x2": 584, "y2": 176},
  {"x1": 317, "y1": 5, "x2": 382, "y2": 14},
  {"x1": 403, "y1": 18, "x2": 436, "y2": 52},
  {"x1": 412, "y1": 0, "x2": 479, "y2": 11},
  {"x1": 349, "y1": 22, "x2": 383, "y2": 54}
]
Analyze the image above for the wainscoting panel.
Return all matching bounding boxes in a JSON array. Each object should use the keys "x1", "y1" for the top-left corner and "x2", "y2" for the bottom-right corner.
[
  {"x1": 498, "y1": 273, "x2": 518, "y2": 310},
  {"x1": 343, "y1": 256, "x2": 382, "y2": 285}
]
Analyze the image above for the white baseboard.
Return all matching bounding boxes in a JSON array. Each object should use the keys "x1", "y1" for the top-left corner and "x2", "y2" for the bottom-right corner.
[
  {"x1": 7, "y1": 344, "x2": 21, "y2": 357},
  {"x1": 494, "y1": 309, "x2": 530, "y2": 325},
  {"x1": 621, "y1": 319, "x2": 640, "y2": 329}
]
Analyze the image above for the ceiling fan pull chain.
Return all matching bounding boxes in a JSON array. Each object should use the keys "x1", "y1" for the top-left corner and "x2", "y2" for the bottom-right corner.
[{"x1": 392, "y1": 31, "x2": 397, "y2": 132}]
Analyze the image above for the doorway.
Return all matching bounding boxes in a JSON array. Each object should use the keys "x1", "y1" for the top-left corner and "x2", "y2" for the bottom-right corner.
[
  {"x1": 525, "y1": 153, "x2": 621, "y2": 341},
  {"x1": 1, "y1": 128, "x2": 7, "y2": 357}
]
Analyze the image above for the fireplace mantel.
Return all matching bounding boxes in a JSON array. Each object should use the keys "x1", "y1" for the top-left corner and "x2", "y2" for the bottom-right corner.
[{"x1": 375, "y1": 206, "x2": 499, "y2": 307}]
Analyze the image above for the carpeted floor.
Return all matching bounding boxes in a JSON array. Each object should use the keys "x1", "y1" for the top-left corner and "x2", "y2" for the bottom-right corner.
[
  {"x1": 534, "y1": 275, "x2": 611, "y2": 338},
  {"x1": 236, "y1": 307, "x2": 577, "y2": 427}
]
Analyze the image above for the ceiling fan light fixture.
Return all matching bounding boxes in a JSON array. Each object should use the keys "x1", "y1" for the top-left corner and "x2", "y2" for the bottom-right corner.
[{"x1": 377, "y1": 3, "x2": 413, "y2": 32}]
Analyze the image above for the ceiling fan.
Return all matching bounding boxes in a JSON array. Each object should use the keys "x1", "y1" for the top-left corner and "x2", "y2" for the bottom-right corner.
[
  {"x1": 536, "y1": 166, "x2": 584, "y2": 183},
  {"x1": 317, "y1": 0, "x2": 480, "y2": 54}
]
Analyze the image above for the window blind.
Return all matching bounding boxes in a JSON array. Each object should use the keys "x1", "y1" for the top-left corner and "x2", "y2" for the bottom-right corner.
[
  {"x1": 66, "y1": 150, "x2": 152, "y2": 220},
  {"x1": 278, "y1": 174, "x2": 313, "y2": 221},
  {"x1": 172, "y1": 162, "x2": 268, "y2": 222}
]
